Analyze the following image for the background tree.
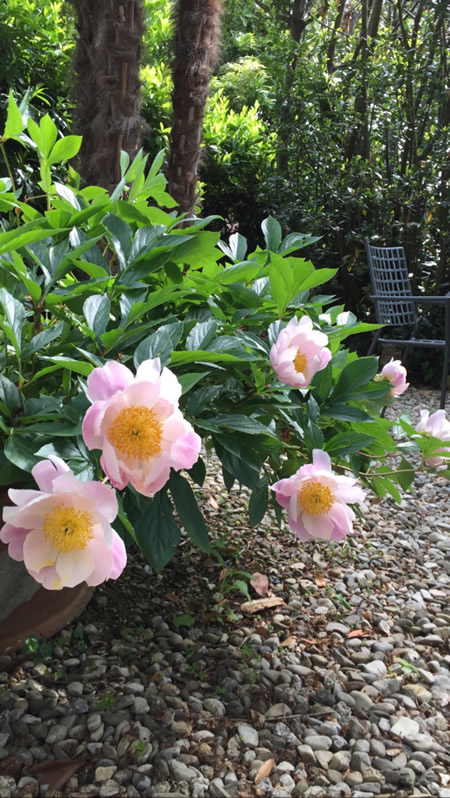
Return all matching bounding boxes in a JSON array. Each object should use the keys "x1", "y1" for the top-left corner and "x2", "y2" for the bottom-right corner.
[
  {"x1": 166, "y1": 0, "x2": 223, "y2": 217},
  {"x1": 68, "y1": 0, "x2": 143, "y2": 191}
]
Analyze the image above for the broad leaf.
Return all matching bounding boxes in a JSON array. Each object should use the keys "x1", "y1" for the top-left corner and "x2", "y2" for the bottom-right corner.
[{"x1": 169, "y1": 471, "x2": 210, "y2": 552}]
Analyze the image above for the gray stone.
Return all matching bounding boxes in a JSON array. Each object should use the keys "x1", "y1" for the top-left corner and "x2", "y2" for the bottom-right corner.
[
  {"x1": 297, "y1": 744, "x2": 317, "y2": 766},
  {"x1": 265, "y1": 703, "x2": 292, "y2": 718},
  {"x1": 237, "y1": 724, "x2": 258, "y2": 747},
  {"x1": 132, "y1": 697, "x2": 150, "y2": 715},
  {"x1": 171, "y1": 760, "x2": 202, "y2": 782},
  {"x1": 329, "y1": 751, "x2": 351, "y2": 771},
  {"x1": 203, "y1": 698, "x2": 226, "y2": 717},
  {"x1": 390, "y1": 716, "x2": 420, "y2": 738},
  {"x1": 46, "y1": 723, "x2": 68, "y2": 744},
  {"x1": 398, "y1": 768, "x2": 416, "y2": 789},
  {"x1": 67, "y1": 681, "x2": 84, "y2": 697},
  {"x1": 95, "y1": 767, "x2": 118, "y2": 782},
  {"x1": 209, "y1": 778, "x2": 231, "y2": 798},
  {"x1": 306, "y1": 735, "x2": 332, "y2": 751},
  {"x1": 99, "y1": 780, "x2": 121, "y2": 797},
  {"x1": 350, "y1": 751, "x2": 372, "y2": 771},
  {"x1": 363, "y1": 661, "x2": 387, "y2": 677}
]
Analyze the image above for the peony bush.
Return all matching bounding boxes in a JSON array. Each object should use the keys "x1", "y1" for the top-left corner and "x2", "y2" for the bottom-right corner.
[{"x1": 0, "y1": 95, "x2": 449, "y2": 590}]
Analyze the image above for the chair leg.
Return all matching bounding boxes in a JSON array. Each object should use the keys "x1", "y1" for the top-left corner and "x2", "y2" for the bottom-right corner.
[
  {"x1": 368, "y1": 329, "x2": 381, "y2": 356},
  {"x1": 440, "y1": 351, "x2": 449, "y2": 409}
]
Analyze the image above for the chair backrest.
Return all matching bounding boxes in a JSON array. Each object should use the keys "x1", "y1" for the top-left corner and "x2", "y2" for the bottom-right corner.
[{"x1": 364, "y1": 238, "x2": 417, "y2": 326}]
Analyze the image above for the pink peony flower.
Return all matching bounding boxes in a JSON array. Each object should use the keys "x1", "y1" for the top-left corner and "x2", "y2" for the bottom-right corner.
[
  {"x1": 380, "y1": 358, "x2": 409, "y2": 397},
  {"x1": 415, "y1": 409, "x2": 450, "y2": 468},
  {"x1": 270, "y1": 316, "x2": 332, "y2": 388},
  {"x1": 0, "y1": 456, "x2": 126, "y2": 590},
  {"x1": 82, "y1": 359, "x2": 201, "y2": 496},
  {"x1": 272, "y1": 449, "x2": 365, "y2": 542}
]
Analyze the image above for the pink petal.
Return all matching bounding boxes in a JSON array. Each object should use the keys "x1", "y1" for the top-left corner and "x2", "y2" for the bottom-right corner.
[
  {"x1": 7, "y1": 489, "x2": 44, "y2": 508},
  {"x1": 82, "y1": 401, "x2": 107, "y2": 450},
  {"x1": 76, "y1": 482, "x2": 118, "y2": 524},
  {"x1": 100, "y1": 445, "x2": 128, "y2": 490},
  {"x1": 312, "y1": 449, "x2": 332, "y2": 472},
  {"x1": 87, "y1": 361, "x2": 134, "y2": 402},
  {"x1": 302, "y1": 512, "x2": 334, "y2": 540},
  {"x1": 110, "y1": 532, "x2": 127, "y2": 579},
  {"x1": 31, "y1": 456, "x2": 71, "y2": 492},
  {"x1": 23, "y1": 529, "x2": 57, "y2": 573},
  {"x1": 328, "y1": 502, "x2": 354, "y2": 538},
  {"x1": 0, "y1": 523, "x2": 28, "y2": 560},
  {"x1": 135, "y1": 358, "x2": 161, "y2": 384},
  {"x1": 55, "y1": 548, "x2": 94, "y2": 588},
  {"x1": 170, "y1": 428, "x2": 201, "y2": 471},
  {"x1": 85, "y1": 533, "x2": 113, "y2": 585}
]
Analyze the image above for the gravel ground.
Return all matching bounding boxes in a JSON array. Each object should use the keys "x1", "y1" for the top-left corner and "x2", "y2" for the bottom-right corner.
[{"x1": 0, "y1": 386, "x2": 449, "y2": 798}]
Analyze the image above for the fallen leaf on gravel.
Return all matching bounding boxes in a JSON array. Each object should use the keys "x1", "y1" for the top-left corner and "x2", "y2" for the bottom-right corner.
[
  {"x1": 347, "y1": 629, "x2": 370, "y2": 638},
  {"x1": 250, "y1": 572, "x2": 269, "y2": 596},
  {"x1": 165, "y1": 592, "x2": 179, "y2": 602},
  {"x1": 209, "y1": 496, "x2": 219, "y2": 509},
  {"x1": 314, "y1": 572, "x2": 326, "y2": 586},
  {"x1": 240, "y1": 597, "x2": 285, "y2": 613},
  {"x1": 255, "y1": 758, "x2": 275, "y2": 784},
  {"x1": 281, "y1": 636, "x2": 297, "y2": 647},
  {"x1": 28, "y1": 759, "x2": 84, "y2": 791},
  {"x1": 250, "y1": 709, "x2": 266, "y2": 728}
]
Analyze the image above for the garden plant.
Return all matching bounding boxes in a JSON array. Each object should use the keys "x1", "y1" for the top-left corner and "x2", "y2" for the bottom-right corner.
[{"x1": 0, "y1": 95, "x2": 449, "y2": 595}]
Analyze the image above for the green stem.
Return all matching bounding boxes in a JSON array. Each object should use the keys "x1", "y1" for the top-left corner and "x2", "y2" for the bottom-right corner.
[{"x1": 0, "y1": 141, "x2": 17, "y2": 194}]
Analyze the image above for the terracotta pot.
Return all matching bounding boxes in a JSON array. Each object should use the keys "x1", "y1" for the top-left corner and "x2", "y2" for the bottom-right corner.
[{"x1": 0, "y1": 489, "x2": 94, "y2": 655}]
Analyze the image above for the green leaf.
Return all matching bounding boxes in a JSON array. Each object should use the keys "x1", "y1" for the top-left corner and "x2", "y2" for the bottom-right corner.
[
  {"x1": 186, "y1": 386, "x2": 221, "y2": 416},
  {"x1": 325, "y1": 431, "x2": 375, "y2": 457},
  {"x1": 395, "y1": 457, "x2": 415, "y2": 491},
  {"x1": 102, "y1": 213, "x2": 132, "y2": 269},
  {"x1": 323, "y1": 403, "x2": 371, "y2": 421},
  {"x1": 311, "y1": 363, "x2": 333, "y2": 402},
  {"x1": 186, "y1": 320, "x2": 218, "y2": 351},
  {"x1": 134, "y1": 491, "x2": 180, "y2": 571},
  {"x1": 41, "y1": 357, "x2": 93, "y2": 376},
  {"x1": 332, "y1": 357, "x2": 379, "y2": 399},
  {"x1": 133, "y1": 322, "x2": 182, "y2": 368},
  {"x1": 0, "y1": 374, "x2": 21, "y2": 414},
  {"x1": 304, "y1": 421, "x2": 324, "y2": 451},
  {"x1": 198, "y1": 414, "x2": 275, "y2": 436},
  {"x1": 173, "y1": 614, "x2": 195, "y2": 628},
  {"x1": 178, "y1": 371, "x2": 211, "y2": 395},
  {"x1": 171, "y1": 350, "x2": 244, "y2": 365},
  {"x1": 83, "y1": 295, "x2": 111, "y2": 338},
  {"x1": 21, "y1": 322, "x2": 64, "y2": 360},
  {"x1": 169, "y1": 471, "x2": 210, "y2": 552},
  {"x1": 0, "y1": 287, "x2": 26, "y2": 354},
  {"x1": 296, "y1": 268, "x2": 337, "y2": 292},
  {"x1": 4, "y1": 435, "x2": 41, "y2": 471},
  {"x1": 188, "y1": 457, "x2": 206, "y2": 486},
  {"x1": 39, "y1": 114, "x2": 58, "y2": 158},
  {"x1": 249, "y1": 477, "x2": 269, "y2": 526},
  {"x1": 48, "y1": 136, "x2": 83, "y2": 165},
  {"x1": 3, "y1": 91, "x2": 24, "y2": 139},
  {"x1": 262, "y1": 216, "x2": 282, "y2": 252}
]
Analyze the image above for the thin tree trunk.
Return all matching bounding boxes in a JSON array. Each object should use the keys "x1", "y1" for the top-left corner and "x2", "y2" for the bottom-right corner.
[
  {"x1": 166, "y1": 0, "x2": 223, "y2": 218},
  {"x1": 69, "y1": 0, "x2": 143, "y2": 192}
]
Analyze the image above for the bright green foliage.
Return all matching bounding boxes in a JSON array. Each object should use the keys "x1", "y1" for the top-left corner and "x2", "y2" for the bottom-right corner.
[{"x1": 0, "y1": 99, "x2": 448, "y2": 573}]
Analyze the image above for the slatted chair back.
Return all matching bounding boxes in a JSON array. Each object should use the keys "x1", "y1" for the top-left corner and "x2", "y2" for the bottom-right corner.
[{"x1": 365, "y1": 239, "x2": 416, "y2": 326}]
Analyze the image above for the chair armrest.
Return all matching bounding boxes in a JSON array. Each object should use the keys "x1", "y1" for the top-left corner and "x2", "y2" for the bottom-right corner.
[{"x1": 370, "y1": 295, "x2": 450, "y2": 305}]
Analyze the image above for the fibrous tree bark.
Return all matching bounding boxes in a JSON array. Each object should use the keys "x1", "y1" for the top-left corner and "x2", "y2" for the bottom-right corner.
[
  {"x1": 68, "y1": 0, "x2": 143, "y2": 192},
  {"x1": 166, "y1": 0, "x2": 223, "y2": 218}
]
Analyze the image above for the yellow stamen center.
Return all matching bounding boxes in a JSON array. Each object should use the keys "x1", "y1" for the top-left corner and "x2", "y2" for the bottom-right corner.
[
  {"x1": 43, "y1": 504, "x2": 94, "y2": 552},
  {"x1": 299, "y1": 481, "x2": 334, "y2": 515},
  {"x1": 107, "y1": 405, "x2": 162, "y2": 461},
  {"x1": 293, "y1": 349, "x2": 307, "y2": 373}
]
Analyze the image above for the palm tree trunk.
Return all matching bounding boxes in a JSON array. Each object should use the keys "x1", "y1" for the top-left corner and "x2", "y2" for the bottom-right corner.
[
  {"x1": 69, "y1": 0, "x2": 143, "y2": 192},
  {"x1": 166, "y1": 0, "x2": 223, "y2": 218}
]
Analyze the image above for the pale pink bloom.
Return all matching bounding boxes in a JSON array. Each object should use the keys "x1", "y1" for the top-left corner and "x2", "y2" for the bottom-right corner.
[
  {"x1": 270, "y1": 316, "x2": 332, "y2": 388},
  {"x1": 380, "y1": 358, "x2": 409, "y2": 397},
  {"x1": 416, "y1": 409, "x2": 450, "y2": 468},
  {"x1": 272, "y1": 449, "x2": 365, "y2": 542},
  {"x1": 336, "y1": 311, "x2": 351, "y2": 326},
  {"x1": 0, "y1": 457, "x2": 126, "y2": 590},
  {"x1": 82, "y1": 359, "x2": 201, "y2": 497}
]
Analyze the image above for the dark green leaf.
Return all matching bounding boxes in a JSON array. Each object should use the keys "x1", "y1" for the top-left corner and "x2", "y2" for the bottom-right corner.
[
  {"x1": 188, "y1": 457, "x2": 206, "y2": 486},
  {"x1": 304, "y1": 421, "x2": 324, "y2": 451},
  {"x1": 22, "y1": 322, "x2": 64, "y2": 360},
  {"x1": 4, "y1": 435, "x2": 41, "y2": 470},
  {"x1": 0, "y1": 287, "x2": 26, "y2": 352},
  {"x1": 262, "y1": 216, "x2": 282, "y2": 252},
  {"x1": 332, "y1": 357, "x2": 379, "y2": 399},
  {"x1": 0, "y1": 374, "x2": 21, "y2": 414},
  {"x1": 325, "y1": 432, "x2": 375, "y2": 457},
  {"x1": 83, "y1": 295, "x2": 111, "y2": 338},
  {"x1": 102, "y1": 213, "x2": 132, "y2": 269},
  {"x1": 249, "y1": 477, "x2": 269, "y2": 526},
  {"x1": 169, "y1": 471, "x2": 210, "y2": 552},
  {"x1": 134, "y1": 491, "x2": 181, "y2": 571},
  {"x1": 186, "y1": 319, "x2": 217, "y2": 351},
  {"x1": 178, "y1": 371, "x2": 211, "y2": 395},
  {"x1": 186, "y1": 386, "x2": 221, "y2": 416}
]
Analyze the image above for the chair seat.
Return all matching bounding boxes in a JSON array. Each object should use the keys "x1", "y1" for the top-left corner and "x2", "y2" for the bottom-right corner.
[{"x1": 377, "y1": 336, "x2": 446, "y2": 348}]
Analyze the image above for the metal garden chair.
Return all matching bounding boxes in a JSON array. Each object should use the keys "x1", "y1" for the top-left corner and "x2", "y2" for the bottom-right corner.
[{"x1": 365, "y1": 238, "x2": 450, "y2": 409}]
